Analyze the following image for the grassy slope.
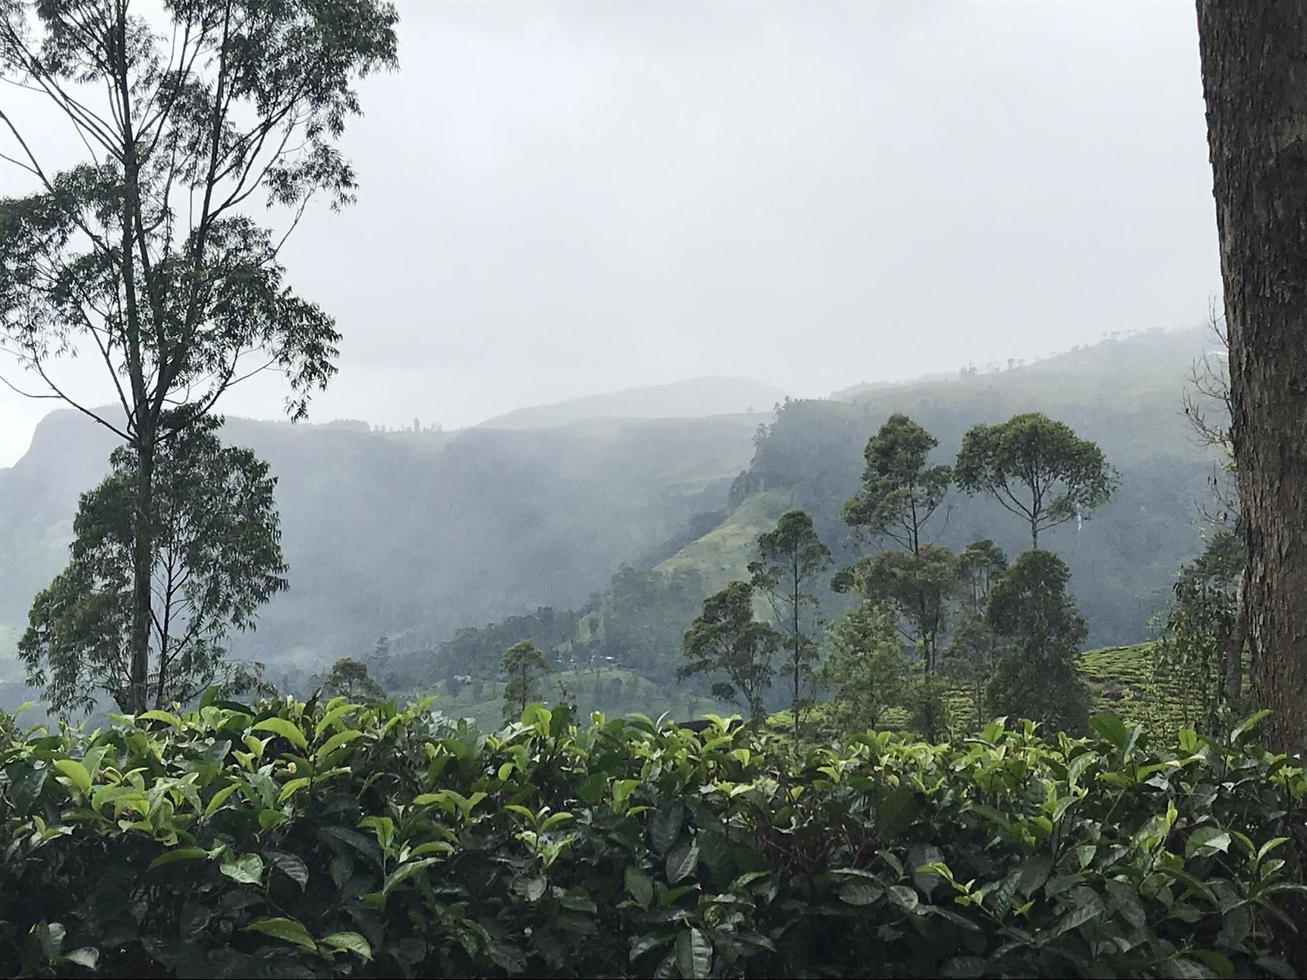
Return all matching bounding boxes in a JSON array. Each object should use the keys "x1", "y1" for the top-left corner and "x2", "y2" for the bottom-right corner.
[{"x1": 654, "y1": 490, "x2": 795, "y2": 591}]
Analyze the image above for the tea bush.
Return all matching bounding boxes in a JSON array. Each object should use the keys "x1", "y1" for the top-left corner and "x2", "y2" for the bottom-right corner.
[{"x1": 1, "y1": 695, "x2": 1303, "y2": 978}]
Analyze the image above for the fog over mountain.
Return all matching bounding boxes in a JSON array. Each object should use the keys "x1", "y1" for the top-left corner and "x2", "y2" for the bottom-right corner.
[
  {"x1": 1, "y1": 328, "x2": 1220, "y2": 710},
  {"x1": 0, "y1": 0, "x2": 1219, "y2": 467}
]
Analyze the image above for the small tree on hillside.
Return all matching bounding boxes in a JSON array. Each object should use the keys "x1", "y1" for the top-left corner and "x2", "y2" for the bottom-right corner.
[
  {"x1": 319, "y1": 657, "x2": 385, "y2": 702},
  {"x1": 749, "y1": 509, "x2": 830, "y2": 738},
  {"x1": 19, "y1": 414, "x2": 286, "y2": 713},
  {"x1": 955, "y1": 413, "x2": 1117, "y2": 548},
  {"x1": 818, "y1": 600, "x2": 906, "y2": 733},
  {"x1": 679, "y1": 581, "x2": 778, "y2": 726},
  {"x1": 502, "y1": 641, "x2": 551, "y2": 722},
  {"x1": 984, "y1": 550, "x2": 1091, "y2": 734},
  {"x1": 944, "y1": 615, "x2": 997, "y2": 732},
  {"x1": 834, "y1": 545, "x2": 959, "y2": 675}
]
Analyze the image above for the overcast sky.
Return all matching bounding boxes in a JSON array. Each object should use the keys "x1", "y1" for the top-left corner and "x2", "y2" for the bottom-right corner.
[{"x1": 0, "y1": 0, "x2": 1220, "y2": 466}]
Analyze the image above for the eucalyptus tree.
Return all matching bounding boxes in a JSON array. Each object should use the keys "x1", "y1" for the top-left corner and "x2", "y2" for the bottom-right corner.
[
  {"x1": 19, "y1": 414, "x2": 287, "y2": 713},
  {"x1": 955, "y1": 413, "x2": 1117, "y2": 549},
  {"x1": 842, "y1": 413, "x2": 951, "y2": 555},
  {"x1": 0, "y1": 0, "x2": 398, "y2": 711},
  {"x1": 839, "y1": 414, "x2": 957, "y2": 676},
  {"x1": 748, "y1": 508, "x2": 830, "y2": 737}
]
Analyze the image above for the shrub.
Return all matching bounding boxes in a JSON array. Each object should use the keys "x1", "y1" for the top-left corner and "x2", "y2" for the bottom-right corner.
[{"x1": 1, "y1": 697, "x2": 1303, "y2": 978}]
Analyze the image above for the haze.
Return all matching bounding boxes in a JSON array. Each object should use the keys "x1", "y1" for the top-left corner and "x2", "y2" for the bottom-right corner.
[{"x1": 0, "y1": 0, "x2": 1219, "y2": 466}]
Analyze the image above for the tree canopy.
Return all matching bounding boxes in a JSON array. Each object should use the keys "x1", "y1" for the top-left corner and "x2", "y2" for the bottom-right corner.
[
  {"x1": 679, "y1": 581, "x2": 778, "y2": 724},
  {"x1": 955, "y1": 413, "x2": 1117, "y2": 548},
  {"x1": 835, "y1": 544, "x2": 959, "y2": 674},
  {"x1": 842, "y1": 413, "x2": 951, "y2": 554}
]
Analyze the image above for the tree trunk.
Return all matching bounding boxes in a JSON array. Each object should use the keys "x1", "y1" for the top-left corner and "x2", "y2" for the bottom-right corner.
[
  {"x1": 1196, "y1": 1, "x2": 1307, "y2": 756},
  {"x1": 1222, "y1": 567, "x2": 1248, "y2": 713},
  {"x1": 129, "y1": 435, "x2": 155, "y2": 714}
]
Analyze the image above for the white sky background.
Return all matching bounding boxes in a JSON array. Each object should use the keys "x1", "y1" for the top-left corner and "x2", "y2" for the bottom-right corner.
[{"x1": 0, "y1": 0, "x2": 1220, "y2": 466}]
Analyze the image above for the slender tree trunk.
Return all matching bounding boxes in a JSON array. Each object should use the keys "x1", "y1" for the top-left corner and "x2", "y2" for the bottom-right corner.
[
  {"x1": 129, "y1": 436, "x2": 155, "y2": 713},
  {"x1": 1196, "y1": 1, "x2": 1307, "y2": 756},
  {"x1": 792, "y1": 558, "x2": 801, "y2": 742},
  {"x1": 1222, "y1": 567, "x2": 1248, "y2": 713}
]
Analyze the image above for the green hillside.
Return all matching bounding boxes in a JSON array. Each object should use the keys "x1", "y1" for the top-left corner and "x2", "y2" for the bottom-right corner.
[{"x1": 655, "y1": 490, "x2": 795, "y2": 590}]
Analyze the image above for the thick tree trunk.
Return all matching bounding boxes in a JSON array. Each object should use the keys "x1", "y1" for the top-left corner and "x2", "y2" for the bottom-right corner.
[{"x1": 1196, "y1": 2, "x2": 1307, "y2": 756}]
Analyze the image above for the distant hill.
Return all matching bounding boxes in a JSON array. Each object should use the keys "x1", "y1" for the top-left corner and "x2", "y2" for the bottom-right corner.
[
  {"x1": 476, "y1": 376, "x2": 790, "y2": 429},
  {"x1": 0, "y1": 410, "x2": 762, "y2": 708},
  {"x1": 460, "y1": 328, "x2": 1221, "y2": 705}
]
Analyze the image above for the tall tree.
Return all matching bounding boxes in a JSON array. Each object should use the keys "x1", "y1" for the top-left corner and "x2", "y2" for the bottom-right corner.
[
  {"x1": 984, "y1": 550, "x2": 1091, "y2": 734},
  {"x1": 19, "y1": 414, "x2": 287, "y2": 713},
  {"x1": 955, "y1": 413, "x2": 1118, "y2": 549},
  {"x1": 501, "y1": 640, "x2": 551, "y2": 723},
  {"x1": 840, "y1": 414, "x2": 955, "y2": 676},
  {"x1": 749, "y1": 508, "x2": 830, "y2": 738},
  {"x1": 0, "y1": 1, "x2": 399, "y2": 712},
  {"x1": 1195, "y1": 1, "x2": 1307, "y2": 755},
  {"x1": 679, "y1": 581, "x2": 778, "y2": 726},
  {"x1": 842, "y1": 413, "x2": 951, "y2": 555}
]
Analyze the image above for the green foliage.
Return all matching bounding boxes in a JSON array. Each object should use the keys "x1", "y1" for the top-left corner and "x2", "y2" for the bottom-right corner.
[
  {"x1": 837, "y1": 545, "x2": 960, "y2": 673},
  {"x1": 1153, "y1": 527, "x2": 1245, "y2": 734},
  {"x1": 748, "y1": 509, "x2": 830, "y2": 736},
  {"x1": 819, "y1": 600, "x2": 907, "y2": 732},
  {"x1": 955, "y1": 413, "x2": 1119, "y2": 548},
  {"x1": 679, "y1": 582, "x2": 778, "y2": 724},
  {"x1": 986, "y1": 551, "x2": 1092, "y2": 734},
  {"x1": 18, "y1": 415, "x2": 287, "y2": 714},
  {"x1": 0, "y1": 698, "x2": 1303, "y2": 977},
  {"x1": 502, "y1": 642, "x2": 552, "y2": 723},
  {"x1": 943, "y1": 614, "x2": 998, "y2": 726},
  {"x1": 843, "y1": 413, "x2": 952, "y2": 554}
]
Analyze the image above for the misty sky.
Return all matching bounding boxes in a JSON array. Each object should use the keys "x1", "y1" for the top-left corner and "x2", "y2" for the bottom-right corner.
[{"x1": 0, "y1": 0, "x2": 1220, "y2": 466}]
